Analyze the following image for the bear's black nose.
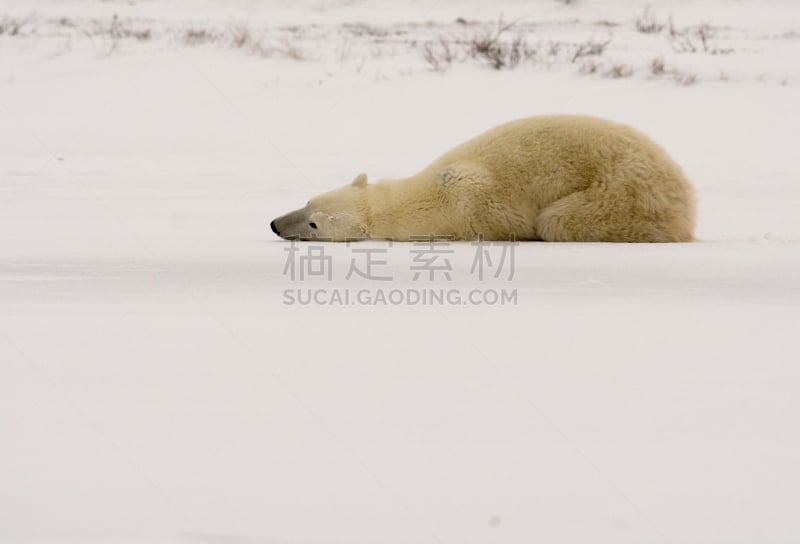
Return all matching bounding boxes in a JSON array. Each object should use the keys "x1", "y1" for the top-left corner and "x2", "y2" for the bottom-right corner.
[{"x1": 270, "y1": 220, "x2": 279, "y2": 235}]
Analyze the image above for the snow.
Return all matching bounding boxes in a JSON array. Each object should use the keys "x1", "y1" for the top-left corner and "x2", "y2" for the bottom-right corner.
[{"x1": 1, "y1": 1, "x2": 799, "y2": 543}]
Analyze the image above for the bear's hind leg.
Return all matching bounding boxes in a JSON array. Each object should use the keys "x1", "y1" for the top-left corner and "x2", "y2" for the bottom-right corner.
[
  {"x1": 534, "y1": 187, "x2": 682, "y2": 243},
  {"x1": 535, "y1": 191, "x2": 610, "y2": 242}
]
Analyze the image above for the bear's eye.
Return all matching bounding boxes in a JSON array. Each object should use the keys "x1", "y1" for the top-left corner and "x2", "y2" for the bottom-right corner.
[{"x1": 309, "y1": 222, "x2": 317, "y2": 229}]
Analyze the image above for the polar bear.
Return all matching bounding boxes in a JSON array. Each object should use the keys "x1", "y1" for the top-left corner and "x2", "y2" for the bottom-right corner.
[{"x1": 270, "y1": 115, "x2": 695, "y2": 242}]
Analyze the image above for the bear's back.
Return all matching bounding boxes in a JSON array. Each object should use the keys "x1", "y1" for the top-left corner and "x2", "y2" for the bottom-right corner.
[{"x1": 426, "y1": 115, "x2": 687, "y2": 207}]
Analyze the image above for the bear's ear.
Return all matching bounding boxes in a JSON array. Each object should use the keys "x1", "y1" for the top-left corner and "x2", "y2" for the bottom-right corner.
[{"x1": 351, "y1": 173, "x2": 368, "y2": 188}]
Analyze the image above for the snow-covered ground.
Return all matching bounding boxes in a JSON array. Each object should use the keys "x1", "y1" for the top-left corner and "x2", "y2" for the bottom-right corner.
[{"x1": 2, "y1": 1, "x2": 799, "y2": 543}]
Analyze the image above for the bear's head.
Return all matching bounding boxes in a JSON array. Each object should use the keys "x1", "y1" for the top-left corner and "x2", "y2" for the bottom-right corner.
[{"x1": 270, "y1": 173, "x2": 369, "y2": 241}]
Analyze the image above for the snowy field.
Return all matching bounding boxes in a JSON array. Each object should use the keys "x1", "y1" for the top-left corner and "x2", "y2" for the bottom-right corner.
[{"x1": 2, "y1": 1, "x2": 800, "y2": 543}]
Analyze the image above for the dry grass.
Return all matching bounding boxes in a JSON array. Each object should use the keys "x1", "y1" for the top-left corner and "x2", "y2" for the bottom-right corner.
[
  {"x1": 669, "y1": 22, "x2": 734, "y2": 55},
  {"x1": 466, "y1": 16, "x2": 533, "y2": 70},
  {"x1": 469, "y1": 33, "x2": 531, "y2": 70},
  {"x1": 571, "y1": 36, "x2": 612, "y2": 62},
  {"x1": 182, "y1": 28, "x2": 220, "y2": 46},
  {"x1": 650, "y1": 57, "x2": 666, "y2": 76},
  {"x1": 606, "y1": 63, "x2": 634, "y2": 78},
  {"x1": 422, "y1": 38, "x2": 456, "y2": 72},
  {"x1": 0, "y1": 15, "x2": 35, "y2": 36},
  {"x1": 671, "y1": 70, "x2": 698, "y2": 85},
  {"x1": 578, "y1": 60, "x2": 601, "y2": 74},
  {"x1": 85, "y1": 15, "x2": 151, "y2": 41},
  {"x1": 635, "y1": 7, "x2": 664, "y2": 34},
  {"x1": 421, "y1": 18, "x2": 615, "y2": 73},
  {"x1": 226, "y1": 22, "x2": 306, "y2": 60},
  {"x1": 80, "y1": 15, "x2": 152, "y2": 54},
  {"x1": 579, "y1": 61, "x2": 634, "y2": 79},
  {"x1": 648, "y1": 56, "x2": 698, "y2": 85},
  {"x1": 1, "y1": 10, "x2": 748, "y2": 86},
  {"x1": 422, "y1": 16, "x2": 538, "y2": 72},
  {"x1": 343, "y1": 22, "x2": 389, "y2": 38}
]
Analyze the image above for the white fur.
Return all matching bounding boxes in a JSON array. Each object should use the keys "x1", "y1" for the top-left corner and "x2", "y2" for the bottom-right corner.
[{"x1": 272, "y1": 115, "x2": 696, "y2": 242}]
